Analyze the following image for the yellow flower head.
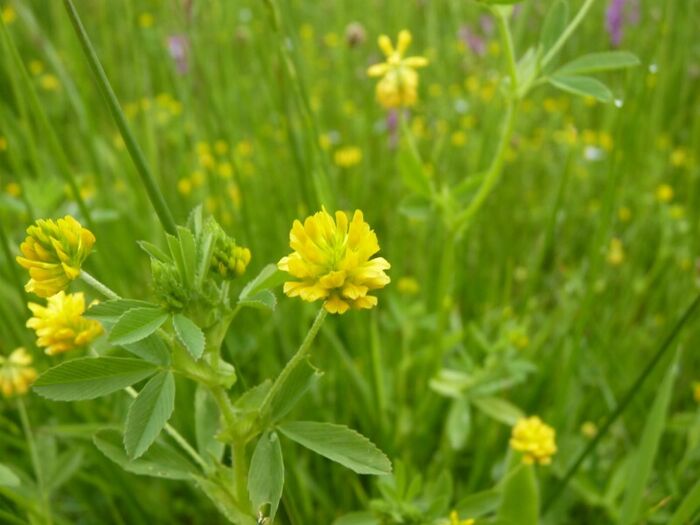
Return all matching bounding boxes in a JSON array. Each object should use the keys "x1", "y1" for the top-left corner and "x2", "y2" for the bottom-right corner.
[
  {"x1": 16, "y1": 216, "x2": 95, "y2": 298},
  {"x1": 693, "y1": 382, "x2": 700, "y2": 403},
  {"x1": 367, "y1": 30, "x2": 428, "y2": 109},
  {"x1": 607, "y1": 237, "x2": 625, "y2": 266},
  {"x1": 26, "y1": 292, "x2": 103, "y2": 356},
  {"x1": 655, "y1": 183, "x2": 673, "y2": 203},
  {"x1": 448, "y1": 510, "x2": 475, "y2": 525},
  {"x1": 510, "y1": 416, "x2": 557, "y2": 465},
  {"x1": 1, "y1": 5, "x2": 16, "y2": 25},
  {"x1": 334, "y1": 146, "x2": 363, "y2": 168},
  {"x1": 278, "y1": 208, "x2": 391, "y2": 314},
  {"x1": 0, "y1": 348, "x2": 37, "y2": 398}
]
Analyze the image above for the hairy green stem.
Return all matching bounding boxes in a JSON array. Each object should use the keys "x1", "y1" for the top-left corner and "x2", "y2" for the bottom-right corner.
[
  {"x1": 62, "y1": 0, "x2": 177, "y2": 235},
  {"x1": 260, "y1": 307, "x2": 328, "y2": 418},
  {"x1": 16, "y1": 398, "x2": 52, "y2": 525},
  {"x1": 543, "y1": 293, "x2": 700, "y2": 513},
  {"x1": 541, "y1": 0, "x2": 597, "y2": 70},
  {"x1": 80, "y1": 271, "x2": 119, "y2": 300}
]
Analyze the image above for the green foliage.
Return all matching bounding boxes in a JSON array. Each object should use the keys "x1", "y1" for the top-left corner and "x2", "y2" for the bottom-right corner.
[
  {"x1": 108, "y1": 307, "x2": 170, "y2": 346},
  {"x1": 33, "y1": 357, "x2": 158, "y2": 401},
  {"x1": 248, "y1": 431, "x2": 285, "y2": 520},
  {"x1": 277, "y1": 421, "x2": 392, "y2": 475},
  {"x1": 172, "y1": 313, "x2": 206, "y2": 360}
]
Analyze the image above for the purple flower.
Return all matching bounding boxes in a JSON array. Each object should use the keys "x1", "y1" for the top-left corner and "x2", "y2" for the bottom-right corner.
[
  {"x1": 386, "y1": 109, "x2": 399, "y2": 149},
  {"x1": 167, "y1": 34, "x2": 190, "y2": 75},
  {"x1": 458, "y1": 26, "x2": 486, "y2": 57},
  {"x1": 606, "y1": 0, "x2": 626, "y2": 47}
]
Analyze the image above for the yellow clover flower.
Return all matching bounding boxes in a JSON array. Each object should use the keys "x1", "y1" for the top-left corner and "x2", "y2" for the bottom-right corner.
[
  {"x1": 510, "y1": 416, "x2": 557, "y2": 465},
  {"x1": 0, "y1": 348, "x2": 37, "y2": 398},
  {"x1": 16, "y1": 216, "x2": 95, "y2": 298},
  {"x1": 26, "y1": 292, "x2": 103, "y2": 356},
  {"x1": 367, "y1": 30, "x2": 428, "y2": 109},
  {"x1": 278, "y1": 208, "x2": 390, "y2": 314}
]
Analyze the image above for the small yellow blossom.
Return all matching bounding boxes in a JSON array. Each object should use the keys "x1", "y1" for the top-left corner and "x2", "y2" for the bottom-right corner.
[
  {"x1": 0, "y1": 348, "x2": 37, "y2": 398},
  {"x1": 214, "y1": 140, "x2": 229, "y2": 155},
  {"x1": 607, "y1": 238, "x2": 624, "y2": 266},
  {"x1": 29, "y1": 60, "x2": 44, "y2": 75},
  {"x1": 278, "y1": 208, "x2": 391, "y2": 314},
  {"x1": 0, "y1": 136, "x2": 7, "y2": 151},
  {"x1": 333, "y1": 146, "x2": 363, "y2": 168},
  {"x1": 655, "y1": 183, "x2": 673, "y2": 203},
  {"x1": 211, "y1": 233, "x2": 251, "y2": 279},
  {"x1": 217, "y1": 162, "x2": 233, "y2": 178},
  {"x1": 16, "y1": 216, "x2": 95, "y2": 298},
  {"x1": 27, "y1": 292, "x2": 103, "y2": 355},
  {"x1": 40, "y1": 74, "x2": 60, "y2": 91},
  {"x1": 1, "y1": 5, "x2": 16, "y2": 25},
  {"x1": 397, "y1": 276, "x2": 419, "y2": 295},
  {"x1": 451, "y1": 130, "x2": 467, "y2": 147},
  {"x1": 235, "y1": 140, "x2": 253, "y2": 157},
  {"x1": 670, "y1": 147, "x2": 689, "y2": 168},
  {"x1": 367, "y1": 30, "x2": 428, "y2": 109},
  {"x1": 693, "y1": 382, "x2": 700, "y2": 403},
  {"x1": 510, "y1": 416, "x2": 557, "y2": 465},
  {"x1": 138, "y1": 12, "x2": 154, "y2": 28}
]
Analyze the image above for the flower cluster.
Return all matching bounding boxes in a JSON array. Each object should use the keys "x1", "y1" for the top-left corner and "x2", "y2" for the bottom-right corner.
[
  {"x1": 0, "y1": 348, "x2": 37, "y2": 398},
  {"x1": 212, "y1": 235, "x2": 252, "y2": 279},
  {"x1": 367, "y1": 30, "x2": 428, "y2": 109},
  {"x1": 510, "y1": 416, "x2": 557, "y2": 465},
  {"x1": 16, "y1": 216, "x2": 95, "y2": 297},
  {"x1": 447, "y1": 511, "x2": 475, "y2": 525},
  {"x1": 278, "y1": 208, "x2": 391, "y2": 314},
  {"x1": 26, "y1": 292, "x2": 103, "y2": 356}
]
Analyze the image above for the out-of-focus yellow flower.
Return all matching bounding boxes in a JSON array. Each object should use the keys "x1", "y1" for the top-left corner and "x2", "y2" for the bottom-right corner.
[
  {"x1": 217, "y1": 162, "x2": 233, "y2": 178},
  {"x1": 0, "y1": 348, "x2": 37, "y2": 398},
  {"x1": 670, "y1": 205, "x2": 685, "y2": 220},
  {"x1": 27, "y1": 292, "x2": 103, "y2": 355},
  {"x1": 510, "y1": 416, "x2": 557, "y2": 465},
  {"x1": 367, "y1": 30, "x2": 428, "y2": 109},
  {"x1": 618, "y1": 207, "x2": 632, "y2": 222},
  {"x1": 0, "y1": 136, "x2": 7, "y2": 151},
  {"x1": 214, "y1": 140, "x2": 229, "y2": 155},
  {"x1": 40, "y1": 74, "x2": 59, "y2": 91},
  {"x1": 397, "y1": 276, "x2": 419, "y2": 295},
  {"x1": 655, "y1": 183, "x2": 673, "y2": 203},
  {"x1": 278, "y1": 208, "x2": 391, "y2": 314},
  {"x1": 235, "y1": 140, "x2": 253, "y2": 157},
  {"x1": 451, "y1": 130, "x2": 467, "y2": 147},
  {"x1": 1, "y1": 5, "x2": 16, "y2": 25},
  {"x1": 16, "y1": 216, "x2": 95, "y2": 298},
  {"x1": 29, "y1": 60, "x2": 44, "y2": 75},
  {"x1": 177, "y1": 178, "x2": 193, "y2": 196},
  {"x1": 447, "y1": 511, "x2": 475, "y2": 525},
  {"x1": 693, "y1": 382, "x2": 700, "y2": 403},
  {"x1": 138, "y1": 12, "x2": 154, "y2": 28},
  {"x1": 581, "y1": 421, "x2": 598, "y2": 438},
  {"x1": 670, "y1": 147, "x2": 689, "y2": 168},
  {"x1": 607, "y1": 237, "x2": 624, "y2": 266},
  {"x1": 333, "y1": 146, "x2": 362, "y2": 168},
  {"x1": 6, "y1": 182, "x2": 21, "y2": 197}
]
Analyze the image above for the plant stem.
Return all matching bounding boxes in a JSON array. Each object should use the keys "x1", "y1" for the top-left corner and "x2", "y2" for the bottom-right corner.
[
  {"x1": 232, "y1": 441, "x2": 249, "y2": 509},
  {"x1": 260, "y1": 307, "x2": 328, "y2": 418},
  {"x1": 61, "y1": 0, "x2": 177, "y2": 235},
  {"x1": 80, "y1": 271, "x2": 120, "y2": 300},
  {"x1": 494, "y1": 8, "x2": 519, "y2": 93},
  {"x1": 541, "y1": 0, "x2": 597, "y2": 70},
  {"x1": 16, "y1": 398, "x2": 52, "y2": 525},
  {"x1": 543, "y1": 293, "x2": 700, "y2": 513}
]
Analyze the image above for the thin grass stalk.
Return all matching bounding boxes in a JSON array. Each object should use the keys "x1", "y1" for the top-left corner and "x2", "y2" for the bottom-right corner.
[
  {"x1": 543, "y1": 293, "x2": 700, "y2": 513},
  {"x1": 62, "y1": 0, "x2": 177, "y2": 235}
]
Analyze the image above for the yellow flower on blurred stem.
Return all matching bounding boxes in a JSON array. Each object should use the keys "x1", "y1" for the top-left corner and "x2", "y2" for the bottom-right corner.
[
  {"x1": 0, "y1": 348, "x2": 37, "y2": 398},
  {"x1": 177, "y1": 178, "x2": 193, "y2": 196},
  {"x1": 16, "y1": 216, "x2": 95, "y2": 298},
  {"x1": 447, "y1": 510, "x2": 475, "y2": 525},
  {"x1": 581, "y1": 421, "x2": 598, "y2": 438},
  {"x1": 27, "y1": 292, "x2": 103, "y2": 355},
  {"x1": 367, "y1": 30, "x2": 428, "y2": 110},
  {"x1": 510, "y1": 416, "x2": 557, "y2": 465},
  {"x1": 333, "y1": 146, "x2": 362, "y2": 168},
  {"x1": 6, "y1": 182, "x2": 21, "y2": 197},
  {"x1": 693, "y1": 382, "x2": 700, "y2": 403},
  {"x1": 278, "y1": 208, "x2": 391, "y2": 314},
  {"x1": 1, "y1": 5, "x2": 16, "y2": 24},
  {"x1": 607, "y1": 238, "x2": 624, "y2": 266},
  {"x1": 655, "y1": 183, "x2": 673, "y2": 203}
]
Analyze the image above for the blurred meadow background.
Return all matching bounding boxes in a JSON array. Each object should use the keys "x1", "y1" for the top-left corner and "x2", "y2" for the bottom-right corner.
[{"x1": 1, "y1": 0, "x2": 700, "y2": 524}]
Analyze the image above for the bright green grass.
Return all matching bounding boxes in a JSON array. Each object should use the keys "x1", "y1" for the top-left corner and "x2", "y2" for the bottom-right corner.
[{"x1": 1, "y1": 0, "x2": 699, "y2": 524}]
